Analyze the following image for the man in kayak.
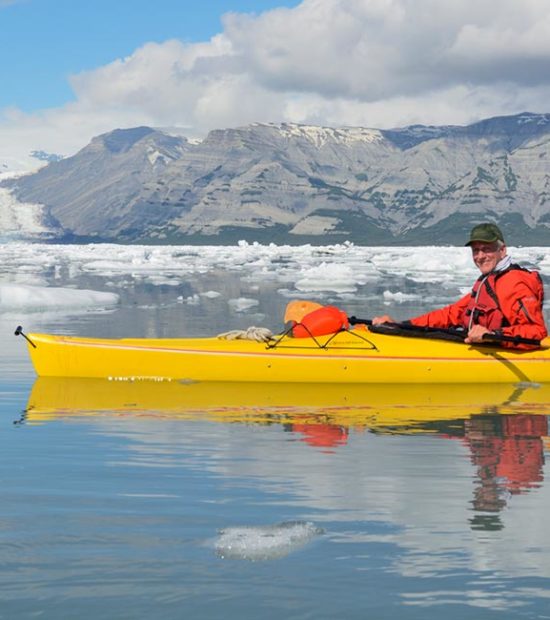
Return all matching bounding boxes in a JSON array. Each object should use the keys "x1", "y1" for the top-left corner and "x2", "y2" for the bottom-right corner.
[{"x1": 373, "y1": 223, "x2": 547, "y2": 347}]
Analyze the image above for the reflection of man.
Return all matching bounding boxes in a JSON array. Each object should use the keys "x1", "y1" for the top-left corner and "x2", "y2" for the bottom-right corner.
[
  {"x1": 410, "y1": 410, "x2": 547, "y2": 530},
  {"x1": 374, "y1": 223, "x2": 547, "y2": 348},
  {"x1": 464, "y1": 414, "x2": 548, "y2": 514}
]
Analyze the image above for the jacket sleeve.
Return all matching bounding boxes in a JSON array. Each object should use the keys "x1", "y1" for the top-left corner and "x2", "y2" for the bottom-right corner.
[
  {"x1": 498, "y1": 273, "x2": 548, "y2": 347},
  {"x1": 409, "y1": 293, "x2": 471, "y2": 329}
]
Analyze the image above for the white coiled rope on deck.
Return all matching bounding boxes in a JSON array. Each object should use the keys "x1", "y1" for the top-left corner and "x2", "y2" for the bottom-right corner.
[{"x1": 217, "y1": 326, "x2": 274, "y2": 343}]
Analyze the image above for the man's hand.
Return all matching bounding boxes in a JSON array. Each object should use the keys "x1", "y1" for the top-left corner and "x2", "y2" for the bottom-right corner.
[
  {"x1": 372, "y1": 315, "x2": 396, "y2": 325},
  {"x1": 464, "y1": 324, "x2": 491, "y2": 343}
]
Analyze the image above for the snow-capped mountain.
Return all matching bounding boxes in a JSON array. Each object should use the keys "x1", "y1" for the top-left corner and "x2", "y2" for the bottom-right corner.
[{"x1": 2, "y1": 112, "x2": 550, "y2": 244}]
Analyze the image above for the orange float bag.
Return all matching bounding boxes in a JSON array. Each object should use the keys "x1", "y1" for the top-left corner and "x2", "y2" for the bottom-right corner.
[{"x1": 292, "y1": 306, "x2": 349, "y2": 338}]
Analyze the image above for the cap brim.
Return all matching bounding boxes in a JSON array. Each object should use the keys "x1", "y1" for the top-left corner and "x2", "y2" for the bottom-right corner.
[{"x1": 465, "y1": 237, "x2": 500, "y2": 246}]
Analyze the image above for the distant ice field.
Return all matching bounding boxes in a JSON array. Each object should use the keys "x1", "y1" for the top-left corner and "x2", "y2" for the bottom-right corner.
[{"x1": 0, "y1": 241, "x2": 548, "y2": 332}]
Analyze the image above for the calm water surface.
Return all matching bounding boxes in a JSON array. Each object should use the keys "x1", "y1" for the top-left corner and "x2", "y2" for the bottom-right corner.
[{"x1": 1, "y1": 247, "x2": 550, "y2": 619}]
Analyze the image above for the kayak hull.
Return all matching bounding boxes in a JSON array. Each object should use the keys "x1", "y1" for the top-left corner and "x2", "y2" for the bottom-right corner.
[{"x1": 24, "y1": 330, "x2": 550, "y2": 383}]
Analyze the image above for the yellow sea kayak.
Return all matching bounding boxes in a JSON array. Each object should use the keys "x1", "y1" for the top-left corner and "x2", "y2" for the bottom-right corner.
[{"x1": 20, "y1": 329, "x2": 550, "y2": 383}]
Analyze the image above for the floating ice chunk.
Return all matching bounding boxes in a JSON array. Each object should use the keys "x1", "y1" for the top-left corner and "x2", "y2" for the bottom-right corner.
[
  {"x1": 295, "y1": 262, "x2": 365, "y2": 293},
  {"x1": 9, "y1": 274, "x2": 49, "y2": 287},
  {"x1": 370, "y1": 247, "x2": 476, "y2": 283},
  {"x1": 202, "y1": 290, "x2": 222, "y2": 299},
  {"x1": 228, "y1": 297, "x2": 259, "y2": 312},
  {"x1": 215, "y1": 521, "x2": 324, "y2": 561},
  {"x1": 382, "y1": 290, "x2": 421, "y2": 303},
  {"x1": 185, "y1": 294, "x2": 201, "y2": 305},
  {"x1": 146, "y1": 275, "x2": 181, "y2": 286},
  {"x1": 0, "y1": 284, "x2": 119, "y2": 311}
]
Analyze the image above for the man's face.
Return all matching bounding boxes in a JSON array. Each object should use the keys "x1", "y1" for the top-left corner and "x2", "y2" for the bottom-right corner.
[{"x1": 470, "y1": 241, "x2": 507, "y2": 275}]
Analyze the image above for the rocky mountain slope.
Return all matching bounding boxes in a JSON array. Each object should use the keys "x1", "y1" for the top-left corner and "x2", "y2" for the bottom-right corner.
[{"x1": 3, "y1": 112, "x2": 550, "y2": 245}]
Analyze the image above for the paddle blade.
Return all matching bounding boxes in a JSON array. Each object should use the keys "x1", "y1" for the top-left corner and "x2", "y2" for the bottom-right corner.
[{"x1": 284, "y1": 300, "x2": 323, "y2": 324}]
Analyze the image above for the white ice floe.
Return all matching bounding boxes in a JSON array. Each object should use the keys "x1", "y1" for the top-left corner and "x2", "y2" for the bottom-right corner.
[
  {"x1": 369, "y1": 246, "x2": 478, "y2": 284},
  {"x1": 0, "y1": 284, "x2": 119, "y2": 312},
  {"x1": 228, "y1": 297, "x2": 259, "y2": 312},
  {"x1": 382, "y1": 290, "x2": 421, "y2": 303},
  {"x1": 0, "y1": 242, "x2": 548, "y2": 306},
  {"x1": 295, "y1": 262, "x2": 366, "y2": 293},
  {"x1": 215, "y1": 521, "x2": 324, "y2": 561},
  {"x1": 184, "y1": 294, "x2": 201, "y2": 305},
  {"x1": 145, "y1": 275, "x2": 181, "y2": 286}
]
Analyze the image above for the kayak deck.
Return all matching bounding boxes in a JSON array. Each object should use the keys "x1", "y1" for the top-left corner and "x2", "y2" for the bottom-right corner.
[{"x1": 24, "y1": 329, "x2": 550, "y2": 383}]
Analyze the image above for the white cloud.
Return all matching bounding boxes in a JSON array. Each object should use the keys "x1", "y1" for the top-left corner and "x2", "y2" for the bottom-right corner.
[
  {"x1": 2, "y1": 0, "x2": 550, "y2": 163},
  {"x1": 225, "y1": 0, "x2": 550, "y2": 98}
]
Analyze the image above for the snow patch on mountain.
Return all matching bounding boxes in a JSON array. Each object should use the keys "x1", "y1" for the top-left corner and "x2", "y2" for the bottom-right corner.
[
  {"x1": 146, "y1": 147, "x2": 178, "y2": 167},
  {"x1": 516, "y1": 113, "x2": 550, "y2": 126},
  {"x1": 261, "y1": 122, "x2": 384, "y2": 146}
]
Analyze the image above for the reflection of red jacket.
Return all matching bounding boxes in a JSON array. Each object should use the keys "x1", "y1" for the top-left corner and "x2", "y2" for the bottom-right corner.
[
  {"x1": 466, "y1": 415, "x2": 547, "y2": 493},
  {"x1": 410, "y1": 267, "x2": 547, "y2": 348},
  {"x1": 292, "y1": 423, "x2": 349, "y2": 448}
]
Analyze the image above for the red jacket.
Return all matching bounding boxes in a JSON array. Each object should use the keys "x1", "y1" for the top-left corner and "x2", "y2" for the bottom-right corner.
[{"x1": 410, "y1": 266, "x2": 547, "y2": 348}]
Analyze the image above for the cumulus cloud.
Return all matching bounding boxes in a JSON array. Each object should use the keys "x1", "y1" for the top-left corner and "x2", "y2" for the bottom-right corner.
[
  {"x1": 2, "y1": 0, "x2": 550, "y2": 163},
  {"x1": 225, "y1": 0, "x2": 550, "y2": 98}
]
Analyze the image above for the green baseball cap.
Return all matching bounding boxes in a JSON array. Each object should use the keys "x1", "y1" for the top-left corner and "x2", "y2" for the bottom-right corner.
[{"x1": 465, "y1": 223, "x2": 505, "y2": 246}]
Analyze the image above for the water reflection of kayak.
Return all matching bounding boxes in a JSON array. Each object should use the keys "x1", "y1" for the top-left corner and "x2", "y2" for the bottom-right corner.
[
  {"x1": 24, "y1": 377, "x2": 550, "y2": 433},
  {"x1": 24, "y1": 378, "x2": 550, "y2": 522},
  {"x1": 19, "y1": 329, "x2": 550, "y2": 383}
]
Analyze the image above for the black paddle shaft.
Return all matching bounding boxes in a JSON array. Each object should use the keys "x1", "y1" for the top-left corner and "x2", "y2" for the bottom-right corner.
[{"x1": 347, "y1": 316, "x2": 541, "y2": 347}]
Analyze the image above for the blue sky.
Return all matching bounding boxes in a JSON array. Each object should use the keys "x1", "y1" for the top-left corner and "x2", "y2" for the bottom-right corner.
[
  {"x1": 1, "y1": 0, "x2": 300, "y2": 111},
  {"x1": 1, "y1": 0, "x2": 550, "y2": 165}
]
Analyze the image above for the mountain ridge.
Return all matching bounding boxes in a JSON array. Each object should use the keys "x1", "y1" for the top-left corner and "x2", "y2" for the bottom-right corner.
[{"x1": 2, "y1": 111, "x2": 550, "y2": 245}]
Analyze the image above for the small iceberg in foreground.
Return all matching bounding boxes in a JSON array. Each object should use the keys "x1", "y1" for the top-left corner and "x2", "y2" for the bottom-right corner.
[
  {"x1": 215, "y1": 520, "x2": 324, "y2": 561},
  {"x1": 0, "y1": 284, "x2": 119, "y2": 311}
]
